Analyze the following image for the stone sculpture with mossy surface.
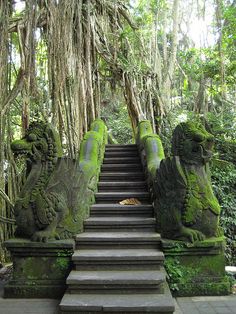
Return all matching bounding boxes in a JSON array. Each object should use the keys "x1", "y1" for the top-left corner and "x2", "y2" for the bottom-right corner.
[
  {"x1": 11, "y1": 119, "x2": 107, "y2": 242},
  {"x1": 154, "y1": 121, "x2": 221, "y2": 242}
]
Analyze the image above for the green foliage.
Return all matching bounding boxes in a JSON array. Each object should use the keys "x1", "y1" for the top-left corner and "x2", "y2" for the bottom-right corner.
[
  {"x1": 211, "y1": 161, "x2": 236, "y2": 265},
  {"x1": 164, "y1": 258, "x2": 197, "y2": 293},
  {"x1": 101, "y1": 101, "x2": 133, "y2": 144}
]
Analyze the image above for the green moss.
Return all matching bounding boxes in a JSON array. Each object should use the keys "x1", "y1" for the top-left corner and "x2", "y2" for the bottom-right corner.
[
  {"x1": 182, "y1": 167, "x2": 221, "y2": 228},
  {"x1": 144, "y1": 135, "x2": 165, "y2": 179},
  {"x1": 164, "y1": 255, "x2": 231, "y2": 296},
  {"x1": 136, "y1": 120, "x2": 153, "y2": 145},
  {"x1": 11, "y1": 139, "x2": 33, "y2": 152},
  {"x1": 79, "y1": 132, "x2": 101, "y2": 176},
  {"x1": 90, "y1": 119, "x2": 107, "y2": 140},
  {"x1": 181, "y1": 121, "x2": 214, "y2": 142},
  {"x1": 79, "y1": 119, "x2": 107, "y2": 177},
  {"x1": 55, "y1": 257, "x2": 70, "y2": 270}
]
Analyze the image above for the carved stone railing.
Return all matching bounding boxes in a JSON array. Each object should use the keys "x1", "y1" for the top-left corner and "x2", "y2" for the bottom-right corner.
[{"x1": 136, "y1": 120, "x2": 165, "y2": 186}]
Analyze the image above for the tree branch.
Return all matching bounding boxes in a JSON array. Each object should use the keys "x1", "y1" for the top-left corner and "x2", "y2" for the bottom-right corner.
[{"x1": 1, "y1": 68, "x2": 25, "y2": 116}]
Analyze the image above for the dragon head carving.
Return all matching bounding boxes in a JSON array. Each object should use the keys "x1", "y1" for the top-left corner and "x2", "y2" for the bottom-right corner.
[
  {"x1": 11, "y1": 121, "x2": 63, "y2": 170},
  {"x1": 172, "y1": 121, "x2": 214, "y2": 165}
]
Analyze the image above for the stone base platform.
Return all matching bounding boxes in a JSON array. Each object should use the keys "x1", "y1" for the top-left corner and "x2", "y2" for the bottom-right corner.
[
  {"x1": 162, "y1": 237, "x2": 231, "y2": 297},
  {"x1": 4, "y1": 238, "x2": 74, "y2": 299}
]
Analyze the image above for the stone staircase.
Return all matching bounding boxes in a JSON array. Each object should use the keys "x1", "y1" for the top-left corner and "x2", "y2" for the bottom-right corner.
[{"x1": 60, "y1": 144, "x2": 175, "y2": 314}]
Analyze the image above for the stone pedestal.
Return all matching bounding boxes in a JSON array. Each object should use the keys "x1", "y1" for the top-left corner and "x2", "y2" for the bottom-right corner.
[
  {"x1": 4, "y1": 238, "x2": 74, "y2": 299},
  {"x1": 162, "y1": 237, "x2": 231, "y2": 297}
]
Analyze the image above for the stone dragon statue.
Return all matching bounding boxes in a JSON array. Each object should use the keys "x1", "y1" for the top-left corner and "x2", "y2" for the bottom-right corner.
[
  {"x1": 12, "y1": 121, "x2": 76, "y2": 242},
  {"x1": 154, "y1": 121, "x2": 221, "y2": 242}
]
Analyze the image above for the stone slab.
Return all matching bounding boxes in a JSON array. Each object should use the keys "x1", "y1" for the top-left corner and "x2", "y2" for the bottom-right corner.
[
  {"x1": 91, "y1": 204, "x2": 153, "y2": 209},
  {"x1": 162, "y1": 237, "x2": 230, "y2": 297},
  {"x1": 162, "y1": 237, "x2": 226, "y2": 256},
  {"x1": 99, "y1": 172, "x2": 145, "y2": 181},
  {"x1": 106, "y1": 144, "x2": 137, "y2": 148},
  {"x1": 76, "y1": 233, "x2": 161, "y2": 248},
  {"x1": 104, "y1": 151, "x2": 139, "y2": 158},
  {"x1": 73, "y1": 248, "x2": 164, "y2": 262},
  {"x1": 4, "y1": 239, "x2": 75, "y2": 298},
  {"x1": 103, "y1": 157, "x2": 141, "y2": 164},
  {"x1": 4, "y1": 239, "x2": 75, "y2": 256},
  {"x1": 76, "y1": 231, "x2": 160, "y2": 242},
  {"x1": 101, "y1": 164, "x2": 142, "y2": 171},
  {"x1": 67, "y1": 269, "x2": 165, "y2": 286},
  {"x1": 84, "y1": 217, "x2": 155, "y2": 225},
  {"x1": 60, "y1": 284, "x2": 175, "y2": 313}
]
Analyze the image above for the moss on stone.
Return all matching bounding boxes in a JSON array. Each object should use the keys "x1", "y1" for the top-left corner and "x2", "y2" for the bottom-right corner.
[
  {"x1": 136, "y1": 120, "x2": 153, "y2": 146},
  {"x1": 163, "y1": 237, "x2": 230, "y2": 296},
  {"x1": 164, "y1": 254, "x2": 231, "y2": 297},
  {"x1": 79, "y1": 119, "x2": 107, "y2": 177},
  {"x1": 136, "y1": 121, "x2": 165, "y2": 184},
  {"x1": 144, "y1": 134, "x2": 165, "y2": 179}
]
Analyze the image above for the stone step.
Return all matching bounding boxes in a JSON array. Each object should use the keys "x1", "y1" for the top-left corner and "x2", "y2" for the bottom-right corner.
[
  {"x1": 84, "y1": 217, "x2": 155, "y2": 231},
  {"x1": 105, "y1": 151, "x2": 139, "y2": 158},
  {"x1": 66, "y1": 269, "x2": 165, "y2": 293},
  {"x1": 73, "y1": 249, "x2": 164, "y2": 270},
  {"x1": 105, "y1": 146, "x2": 138, "y2": 152},
  {"x1": 76, "y1": 232, "x2": 161, "y2": 249},
  {"x1": 60, "y1": 284, "x2": 175, "y2": 313},
  {"x1": 100, "y1": 172, "x2": 145, "y2": 181},
  {"x1": 101, "y1": 163, "x2": 142, "y2": 172},
  {"x1": 106, "y1": 144, "x2": 137, "y2": 148},
  {"x1": 95, "y1": 192, "x2": 150, "y2": 204},
  {"x1": 103, "y1": 157, "x2": 140, "y2": 164},
  {"x1": 90, "y1": 204, "x2": 153, "y2": 217},
  {"x1": 98, "y1": 181, "x2": 147, "y2": 192}
]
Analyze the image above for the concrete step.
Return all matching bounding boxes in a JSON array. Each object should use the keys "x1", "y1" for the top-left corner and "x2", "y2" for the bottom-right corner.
[
  {"x1": 101, "y1": 163, "x2": 142, "y2": 172},
  {"x1": 99, "y1": 172, "x2": 145, "y2": 181},
  {"x1": 90, "y1": 204, "x2": 153, "y2": 217},
  {"x1": 84, "y1": 217, "x2": 156, "y2": 231},
  {"x1": 95, "y1": 192, "x2": 150, "y2": 204},
  {"x1": 105, "y1": 151, "x2": 139, "y2": 158},
  {"x1": 98, "y1": 181, "x2": 147, "y2": 192},
  {"x1": 103, "y1": 157, "x2": 140, "y2": 164},
  {"x1": 66, "y1": 269, "x2": 165, "y2": 293},
  {"x1": 73, "y1": 249, "x2": 164, "y2": 270},
  {"x1": 76, "y1": 232, "x2": 161, "y2": 249},
  {"x1": 60, "y1": 284, "x2": 175, "y2": 313}
]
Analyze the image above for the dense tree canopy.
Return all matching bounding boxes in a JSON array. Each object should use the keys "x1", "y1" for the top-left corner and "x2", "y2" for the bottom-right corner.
[{"x1": 0, "y1": 0, "x2": 235, "y2": 263}]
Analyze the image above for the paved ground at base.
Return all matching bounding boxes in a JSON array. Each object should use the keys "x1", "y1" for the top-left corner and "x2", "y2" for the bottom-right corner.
[{"x1": 1, "y1": 281, "x2": 236, "y2": 314}]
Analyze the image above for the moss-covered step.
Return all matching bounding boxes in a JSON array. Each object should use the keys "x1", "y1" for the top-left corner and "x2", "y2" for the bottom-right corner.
[
  {"x1": 162, "y1": 237, "x2": 231, "y2": 297},
  {"x1": 4, "y1": 238, "x2": 74, "y2": 298}
]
